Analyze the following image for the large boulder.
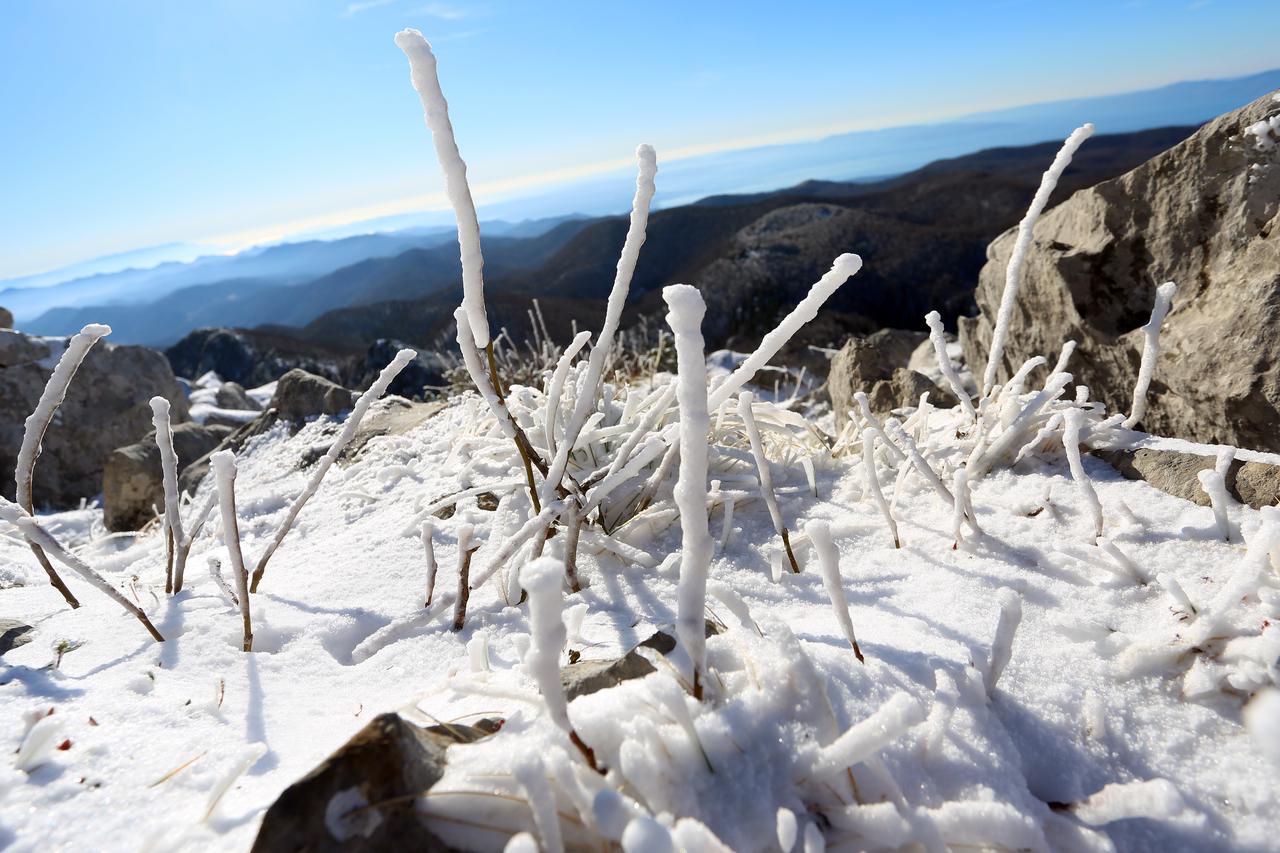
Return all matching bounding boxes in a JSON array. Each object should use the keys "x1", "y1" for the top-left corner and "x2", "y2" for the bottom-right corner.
[
  {"x1": 0, "y1": 307, "x2": 12, "y2": 330},
  {"x1": 828, "y1": 329, "x2": 955, "y2": 425},
  {"x1": 959, "y1": 91, "x2": 1280, "y2": 452},
  {"x1": 165, "y1": 327, "x2": 351, "y2": 387},
  {"x1": 102, "y1": 422, "x2": 232, "y2": 531},
  {"x1": 360, "y1": 339, "x2": 444, "y2": 401},
  {"x1": 0, "y1": 329, "x2": 189, "y2": 509}
]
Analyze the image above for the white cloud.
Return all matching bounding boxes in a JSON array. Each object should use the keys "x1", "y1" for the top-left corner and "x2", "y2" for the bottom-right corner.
[
  {"x1": 344, "y1": 0, "x2": 396, "y2": 16},
  {"x1": 411, "y1": 2, "x2": 473, "y2": 20}
]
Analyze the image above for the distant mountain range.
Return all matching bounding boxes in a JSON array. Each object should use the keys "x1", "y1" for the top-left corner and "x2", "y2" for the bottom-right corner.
[{"x1": 6, "y1": 67, "x2": 1278, "y2": 347}]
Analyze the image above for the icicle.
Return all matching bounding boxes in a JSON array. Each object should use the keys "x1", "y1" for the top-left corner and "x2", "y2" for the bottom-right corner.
[
  {"x1": 983, "y1": 123, "x2": 1094, "y2": 396},
  {"x1": 1123, "y1": 281, "x2": 1177, "y2": 429},
  {"x1": 806, "y1": 520, "x2": 864, "y2": 662},
  {"x1": 395, "y1": 29, "x2": 489, "y2": 347},
  {"x1": 663, "y1": 284, "x2": 715, "y2": 698}
]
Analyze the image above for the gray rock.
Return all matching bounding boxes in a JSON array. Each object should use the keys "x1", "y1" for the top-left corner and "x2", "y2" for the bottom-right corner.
[
  {"x1": 103, "y1": 422, "x2": 232, "y2": 531},
  {"x1": 271, "y1": 369, "x2": 356, "y2": 422},
  {"x1": 0, "y1": 307, "x2": 12, "y2": 330},
  {"x1": 338, "y1": 398, "x2": 446, "y2": 464},
  {"x1": 1096, "y1": 448, "x2": 1280, "y2": 510},
  {"x1": 0, "y1": 329, "x2": 189, "y2": 509},
  {"x1": 214, "y1": 381, "x2": 262, "y2": 412},
  {"x1": 252, "y1": 713, "x2": 497, "y2": 853},
  {"x1": 0, "y1": 619, "x2": 33, "y2": 655},
  {"x1": 561, "y1": 622, "x2": 721, "y2": 701},
  {"x1": 960, "y1": 90, "x2": 1280, "y2": 452},
  {"x1": 829, "y1": 329, "x2": 955, "y2": 425}
]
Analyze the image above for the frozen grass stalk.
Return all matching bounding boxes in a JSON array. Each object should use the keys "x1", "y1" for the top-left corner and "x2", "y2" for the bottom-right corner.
[
  {"x1": 1062, "y1": 408, "x2": 1104, "y2": 541},
  {"x1": 809, "y1": 693, "x2": 925, "y2": 777},
  {"x1": 520, "y1": 556, "x2": 600, "y2": 770},
  {"x1": 982, "y1": 123, "x2": 1094, "y2": 396},
  {"x1": 861, "y1": 430, "x2": 900, "y2": 548},
  {"x1": 421, "y1": 521, "x2": 437, "y2": 606},
  {"x1": 250, "y1": 348, "x2": 416, "y2": 592},
  {"x1": 739, "y1": 391, "x2": 799, "y2": 571},
  {"x1": 211, "y1": 451, "x2": 252, "y2": 652},
  {"x1": 1197, "y1": 469, "x2": 1235, "y2": 542},
  {"x1": 395, "y1": 29, "x2": 489, "y2": 349},
  {"x1": 924, "y1": 311, "x2": 975, "y2": 422},
  {"x1": 806, "y1": 519, "x2": 864, "y2": 662},
  {"x1": 0, "y1": 497, "x2": 164, "y2": 642},
  {"x1": 452, "y1": 524, "x2": 476, "y2": 631},
  {"x1": 1124, "y1": 282, "x2": 1177, "y2": 429},
  {"x1": 149, "y1": 397, "x2": 186, "y2": 593},
  {"x1": 984, "y1": 589, "x2": 1022, "y2": 694},
  {"x1": 664, "y1": 284, "x2": 715, "y2": 699},
  {"x1": 15, "y1": 323, "x2": 112, "y2": 607}
]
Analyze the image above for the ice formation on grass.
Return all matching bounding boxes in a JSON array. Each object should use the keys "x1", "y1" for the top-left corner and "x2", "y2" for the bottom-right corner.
[
  {"x1": 1124, "y1": 281, "x2": 1177, "y2": 429},
  {"x1": 150, "y1": 396, "x2": 186, "y2": 593}
]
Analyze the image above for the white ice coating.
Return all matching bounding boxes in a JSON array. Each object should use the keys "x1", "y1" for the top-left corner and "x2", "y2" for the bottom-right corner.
[
  {"x1": 1051, "y1": 339, "x2": 1077, "y2": 376},
  {"x1": 1124, "y1": 281, "x2": 1177, "y2": 429},
  {"x1": 16, "y1": 323, "x2": 110, "y2": 509},
  {"x1": 970, "y1": 371, "x2": 1073, "y2": 478},
  {"x1": 861, "y1": 429, "x2": 900, "y2": 548},
  {"x1": 252, "y1": 348, "x2": 416, "y2": 586},
  {"x1": 854, "y1": 392, "x2": 906, "y2": 465},
  {"x1": 207, "y1": 556, "x2": 239, "y2": 608},
  {"x1": 0, "y1": 496, "x2": 161, "y2": 641},
  {"x1": 1197, "y1": 468, "x2": 1234, "y2": 542},
  {"x1": 738, "y1": 392, "x2": 785, "y2": 536},
  {"x1": 1071, "y1": 779, "x2": 1188, "y2": 826},
  {"x1": 150, "y1": 397, "x2": 185, "y2": 589},
  {"x1": 984, "y1": 589, "x2": 1022, "y2": 694},
  {"x1": 421, "y1": 521, "x2": 438, "y2": 605},
  {"x1": 513, "y1": 756, "x2": 564, "y2": 853},
  {"x1": 455, "y1": 309, "x2": 518, "y2": 440},
  {"x1": 540, "y1": 146, "x2": 657, "y2": 504},
  {"x1": 211, "y1": 450, "x2": 252, "y2": 650},
  {"x1": 663, "y1": 284, "x2": 715, "y2": 685},
  {"x1": 884, "y1": 419, "x2": 954, "y2": 508},
  {"x1": 806, "y1": 520, "x2": 862, "y2": 658},
  {"x1": 809, "y1": 692, "x2": 926, "y2": 778},
  {"x1": 707, "y1": 254, "x2": 861, "y2": 411},
  {"x1": 1157, "y1": 572, "x2": 1198, "y2": 616},
  {"x1": 951, "y1": 466, "x2": 969, "y2": 549},
  {"x1": 1062, "y1": 408, "x2": 1104, "y2": 541},
  {"x1": 543, "y1": 330, "x2": 593, "y2": 456},
  {"x1": 520, "y1": 556, "x2": 572, "y2": 733},
  {"x1": 776, "y1": 808, "x2": 798, "y2": 852},
  {"x1": 469, "y1": 500, "x2": 565, "y2": 590},
  {"x1": 598, "y1": 384, "x2": 676, "y2": 486},
  {"x1": 924, "y1": 310, "x2": 975, "y2": 422},
  {"x1": 1244, "y1": 689, "x2": 1280, "y2": 768},
  {"x1": 395, "y1": 29, "x2": 489, "y2": 347},
  {"x1": 982, "y1": 123, "x2": 1094, "y2": 396}
]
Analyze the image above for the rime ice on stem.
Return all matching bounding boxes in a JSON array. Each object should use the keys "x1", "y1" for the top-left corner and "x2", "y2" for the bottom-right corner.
[
  {"x1": 543, "y1": 330, "x2": 592, "y2": 457},
  {"x1": 984, "y1": 589, "x2": 1022, "y2": 694},
  {"x1": 150, "y1": 397, "x2": 185, "y2": 593},
  {"x1": 15, "y1": 323, "x2": 111, "y2": 608},
  {"x1": 861, "y1": 429, "x2": 900, "y2": 549},
  {"x1": 0, "y1": 497, "x2": 164, "y2": 642},
  {"x1": 421, "y1": 521, "x2": 438, "y2": 606},
  {"x1": 1124, "y1": 282, "x2": 1177, "y2": 429},
  {"x1": 395, "y1": 29, "x2": 488, "y2": 348},
  {"x1": 924, "y1": 310, "x2": 975, "y2": 422},
  {"x1": 663, "y1": 284, "x2": 715, "y2": 699},
  {"x1": 809, "y1": 692, "x2": 925, "y2": 778},
  {"x1": 739, "y1": 391, "x2": 799, "y2": 572},
  {"x1": 1062, "y1": 408, "x2": 1104, "y2": 541},
  {"x1": 982, "y1": 123, "x2": 1094, "y2": 396},
  {"x1": 250, "y1": 348, "x2": 416, "y2": 592},
  {"x1": 211, "y1": 451, "x2": 252, "y2": 652},
  {"x1": 806, "y1": 520, "x2": 864, "y2": 662},
  {"x1": 1197, "y1": 469, "x2": 1235, "y2": 542}
]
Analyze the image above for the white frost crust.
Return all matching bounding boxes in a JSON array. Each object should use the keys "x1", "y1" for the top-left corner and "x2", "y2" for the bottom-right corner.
[
  {"x1": 1124, "y1": 281, "x2": 1177, "y2": 429},
  {"x1": 395, "y1": 29, "x2": 489, "y2": 347},
  {"x1": 983, "y1": 123, "x2": 1094, "y2": 396}
]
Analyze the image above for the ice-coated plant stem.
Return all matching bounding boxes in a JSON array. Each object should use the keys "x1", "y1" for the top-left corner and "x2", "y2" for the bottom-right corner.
[
  {"x1": 809, "y1": 692, "x2": 925, "y2": 777},
  {"x1": 250, "y1": 348, "x2": 416, "y2": 592},
  {"x1": 15, "y1": 323, "x2": 112, "y2": 608},
  {"x1": 924, "y1": 310, "x2": 975, "y2": 422},
  {"x1": 984, "y1": 589, "x2": 1022, "y2": 694},
  {"x1": 854, "y1": 392, "x2": 906, "y2": 466},
  {"x1": 452, "y1": 523, "x2": 476, "y2": 631},
  {"x1": 982, "y1": 123, "x2": 1094, "y2": 396},
  {"x1": 664, "y1": 283, "x2": 715, "y2": 700},
  {"x1": 543, "y1": 330, "x2": 592, "y2": 456},
  {"x1": 807, "y1": 520, "x2": 864, "y2": 662},
  {"x1": 421, "y1": 521, "x2": 437, "y2": 606},
  {"x1": 211, "y1": 451, "x2": 252, "y2": 651},
  {"x1": 395, "y1": 29, "x2": 489, "y2": 349},
  {"x1": 521, "y1": 556, "x2": 600, "y2": 771},
  {"x1": 739, "y1": 391, "x2": 799, "y2": 572},
  {"x1": 1197, "y1": 468, "x2": 1235, "y2": 542},
  {"x1": 1124, "y1": 282, "x2": 1177, "y2": 429},
  {"x1": 861, "y1": 429, "x2": 900, "y2": 549},
  {"x1": 1062, "y1": 408, "x2": 1104, "y2": 542},
  {"x1": 0, "y1": 496, "x2": 164, "y2": 642},
  {"x1": 150, "y1": 397, "x2": 186, "y2": 593}
]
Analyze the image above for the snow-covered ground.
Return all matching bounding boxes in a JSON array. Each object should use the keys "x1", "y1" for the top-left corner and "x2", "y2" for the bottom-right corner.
[{"x1": 1, "y1": 385, "x2": 1277, "y2": 852}]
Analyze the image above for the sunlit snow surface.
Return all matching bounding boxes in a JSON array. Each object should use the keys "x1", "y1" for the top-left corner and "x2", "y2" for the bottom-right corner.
[{"x1": 0, "y1": 394, "x2": 1277, "y2": 852}]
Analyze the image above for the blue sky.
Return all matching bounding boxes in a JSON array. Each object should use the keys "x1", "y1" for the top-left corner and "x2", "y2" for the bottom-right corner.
[{"x1": 2, "y1": 0, "x2": 1277, "y2": 279}]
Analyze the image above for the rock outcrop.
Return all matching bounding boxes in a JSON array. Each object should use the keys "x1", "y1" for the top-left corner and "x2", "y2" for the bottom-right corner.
[
  {"x1": 165, "y1": 327, "x2": 352, "y2": 388},
  {"x1": 959, "y1": 91, "x2": 1280, "y2": 452},
  {"x1": 0, "y1": 307, "x2": 12, "y2": 330},
  {"x1": 102, "y1": 422, "x2": 232, "y2": 531},
  {"x1": 828, "y1": 329, "x2": 956, "y2": 426},
  {"x1": 0, "y1": 329, "x2": 189, "y2": 508}
]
